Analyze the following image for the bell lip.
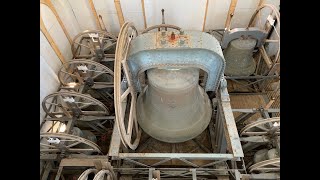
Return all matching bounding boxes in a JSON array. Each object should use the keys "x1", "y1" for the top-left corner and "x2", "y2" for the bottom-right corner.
[{"x1": 136, "y1": 85, "x2": 212, "y2": 143}]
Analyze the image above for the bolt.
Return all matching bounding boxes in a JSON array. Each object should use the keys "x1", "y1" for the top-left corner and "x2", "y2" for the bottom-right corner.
[{"x1": 161, "y1": 31, "x2": 166, "y2": 36}]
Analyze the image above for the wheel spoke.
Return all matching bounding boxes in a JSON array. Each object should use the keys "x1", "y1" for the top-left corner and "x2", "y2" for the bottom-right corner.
[
  {"x1": 66, "y1": 141, "x2": 81, "y2": 148},
  {"x1": 40, "y1": 133, "x2": 102, "y2": 154},
  {"x1": 40, "y1": 143, "x2": 56, "y2": 148},
  {"x1": 74, "y1": 42, "x2": 91, "y2": 49},
  {"x1": 104, "y1": 42, "x2": 117, "y2": 50}
]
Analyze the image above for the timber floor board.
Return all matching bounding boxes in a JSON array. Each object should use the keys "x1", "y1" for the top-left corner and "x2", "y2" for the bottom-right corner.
[{"x1": 229, "y1": 94, "x2": 267, "y2": 124}]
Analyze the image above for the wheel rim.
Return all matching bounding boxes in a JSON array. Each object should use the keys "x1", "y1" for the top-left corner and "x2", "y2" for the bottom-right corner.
[
  {"x1": 40, "y1": 132, "x2": 102, "y2": 154},
  {"x1": 114, "y1": 22, "x2": 142, "y2": 150},
  {"x1": 42, "y1": 91, "x2": 110, "y2": 120},
  {"x1": 248, "y1": 158, "x2": 280, "y2": 173},
  {"x1": 71, "y1": 30, "x2": 117, "y2": 59},
  {"x1": 58, "y1": 59, "x2": 114, "y2": 89},
  {"x1": 240, "y1": 117, "x2": 280, "y2": 136},
  {"x1": 248, "y1": 4, "x2": 280, "y2": 63}
]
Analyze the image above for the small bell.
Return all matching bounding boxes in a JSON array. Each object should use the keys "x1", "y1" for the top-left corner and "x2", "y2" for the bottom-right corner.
[{"x1": 223, "y1": 38, "x2": 257, "y2": 76}]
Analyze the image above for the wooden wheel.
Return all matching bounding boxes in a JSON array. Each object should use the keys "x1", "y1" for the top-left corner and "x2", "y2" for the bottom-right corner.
[
  {"x1": 93, "y1": 169, "x2": 115, "y2": 180},
  {"x1": 40, "y1": 133, "x2": 102, "y2": 154},
  {"x1": 58, "y1": 59, "x2": 114, "y2": 90},
  {"x1": 78, "y1": 169, "x2": 97, "y2": 180},
  {"x1": 248, "y1": 4, "x2": 280, "y2": 63},
  {"x1": 42, "y1": 91, "x2": 109, "y2": 121},
  {"x1": 114, "y1": 22, "x2": 142, "y2": 150},
  {"x1": 248, "y1": 158, "x2": 280, "y2": 173},
  {"x1": 71, "y1": 30, "x2": 117, "y2": 59},
  {"x1": 240, "y1": 117, "x2": 280, "y2": 136}
]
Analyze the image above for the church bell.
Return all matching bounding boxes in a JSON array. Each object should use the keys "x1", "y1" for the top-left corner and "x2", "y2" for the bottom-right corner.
[
  {"x1": 137, "y1": 67, "x2": 212, "y2": 143},
  {"x1": 223, "y1": 38, "x2": 257, "y2": 76}
]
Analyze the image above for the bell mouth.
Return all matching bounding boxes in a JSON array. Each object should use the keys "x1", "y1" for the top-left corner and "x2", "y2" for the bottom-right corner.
[{"x1": 137, "y1": 85, "x2": 212, "y2": 143}]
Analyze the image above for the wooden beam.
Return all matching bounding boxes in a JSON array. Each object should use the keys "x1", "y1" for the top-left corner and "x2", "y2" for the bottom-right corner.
[
  {"x1": 258, "y1": 0, "x2": 265, "y2": 7},
  {"x1": 202, "y1": 0, "x2": 209, "y2": 32},
  {"x1": 40, "y1": 0, "x2": 72, "y2": 44},
  {"x1": 88, "y1": 0, "x2": 102, "y2": 30},
  {"x1": 259, "y1": 46, "x2": 272, "y2": 69},
  {"x1": 224, "y1": 0, "x2": 238, "y2": 31},
  {"x1": 40, "y1": 15, "x2": 66, "y2": 63},
  {"x1": 114, "y1": 0, "x2": 125, "y2": 27},
  {"x1": 141, "y1": 0, "x2": 147, "y2": 29},
  {"x1": 252, "y1": 0, "x2": 265, "y2": 28}
]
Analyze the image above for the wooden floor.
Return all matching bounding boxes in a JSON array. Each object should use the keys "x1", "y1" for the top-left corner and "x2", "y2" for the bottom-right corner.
[{"x1": 230, "y1": 94, "x2": 267, "y2": 123}]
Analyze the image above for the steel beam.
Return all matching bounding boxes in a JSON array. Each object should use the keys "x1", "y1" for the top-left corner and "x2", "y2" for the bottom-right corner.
[{"x1": 117, "y1": 153, "x2": 234, "y2": 160}]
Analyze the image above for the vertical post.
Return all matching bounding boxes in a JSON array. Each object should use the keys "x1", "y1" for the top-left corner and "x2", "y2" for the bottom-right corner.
[
  {"x1": 54, "y1": 166, "x2": 63, "y2": 180},
  {"x1": 224, "y1": 0, "x2": 238, "y2": 31},
  {"x1": 202, "y1": 0, "x2": 209, "y2": 32},
  {"x1": 114, "y1": 0, "x2": 125, "y2": 27},
  {"x1": 148, "y1": 168, "x2": 155, "y2": 180},
  {"x1": 88, "y1": 0, "x2": 102, "y2": 30},
  {"x1": 191, "y1": 169, "x2": 197, "y2": 180},
  {"x1": 141, "y1": 0, "x2": 147, "y2": 29}
]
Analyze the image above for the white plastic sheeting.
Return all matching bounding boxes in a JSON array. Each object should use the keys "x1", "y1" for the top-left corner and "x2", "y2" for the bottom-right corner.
[
  {"x1": 144, "y1": 0, "x2": 207, "y2": 31},
  {"x1": 42, "y1": 0, "x2": 281, "y2": 40},
  {"x1": 40, "y1": 31, "x2": 62, "y2": 125},
  {"x1": 40, "y1": 4, "x2": 73, "y2": 60}
]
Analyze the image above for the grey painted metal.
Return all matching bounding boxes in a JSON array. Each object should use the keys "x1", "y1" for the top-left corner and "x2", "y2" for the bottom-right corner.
[
  {"x1": 217, "y1": 78, "x2": 244, "y2": 158},
  {"x1": 225, "y1": 75, "x2": 278, "y2": 80},
  {"x1": 191, "y1": 169, "x2": 197, "y2": 180},
  {"x1": 223, "y1": 38, "x2": 256, "y2": 76},
  {"x1": 127, "y1": 30, "x2": 225, "y2": 92},
  {"x1": 241, "y1": 173, "x2": 280, "y2": 180},
  {"x1": 137, "y1": 68, "x2": 212, "y2": 143},
  {"x1": 117, "y1": 153, "x2": 234, "y2": 160},
  {"x1": 232, "y1": 109, "x2": 280, "y2": 113},
  {"x1": 148, "y1": 168, "x2": 155, "y2": 180},
  {"x1": 234, "y1": 170, "x2": 241, "y2": 180},
  {"x1": 215, "y1": 106, "x2": 227, "y2": 153},
  {"x1": 221, "y1": 27, "x2": 267, "y2": 49}
]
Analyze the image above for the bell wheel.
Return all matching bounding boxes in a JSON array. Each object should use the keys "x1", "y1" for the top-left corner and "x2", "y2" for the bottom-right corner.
[
  {"x1": 240, "y1": 117, "x2": 280, "y2": 137},
  {"x1": 114, "y1": 22, "x2": 142, "y2": 150},
  {"x1": 71, "y1": 30, "x2": 117, "y2": 60}
]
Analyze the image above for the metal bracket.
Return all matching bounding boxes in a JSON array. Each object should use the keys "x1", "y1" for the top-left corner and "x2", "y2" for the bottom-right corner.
[
  {"x1": 220, "y1": 77, "x2": 230, "y2": 102},
  {"x1": 221, "y1": 27, "x2": 267, "y2": 49}
]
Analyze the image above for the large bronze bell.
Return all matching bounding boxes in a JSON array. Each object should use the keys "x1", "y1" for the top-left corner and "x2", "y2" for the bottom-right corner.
[
  {"x1": 223, "y1": 38, "x2": 257, "y2": 76},
  {"x1": 137, "y1": 67, "x2": 212, "y2": 143}
]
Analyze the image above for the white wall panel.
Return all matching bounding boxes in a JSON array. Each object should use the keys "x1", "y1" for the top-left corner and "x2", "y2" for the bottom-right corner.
[
  {"x1": 51, "y1": 0, "x2": 82, "y2": 38},
  {"x1": 205, "y1": 0, "x2": 230, "y2": 30},
  {"x1": 121, "y1": 0, "x2": 145, "y2": 31},
  {"x1": 92, "y1": 0, "x2": 120, "y2": 34},
  {"x1": 40, "y1": 54, "x2": 61, "y2": 124},
  {"x1": 41, "y1": 4, "x2": 73, "y2": 60},
  {"x1": 67, "y1": 0, "x2": 98, "y2": 31},
  {"x1": 205, "y1": 0, "x2": 279, "y2": 30},
  {"x1": 40, "y1": 31, "x2": 61, "y2": 74},
  {"x1": 144, "y1": 0, "x2": 207, "y2": 31}
]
